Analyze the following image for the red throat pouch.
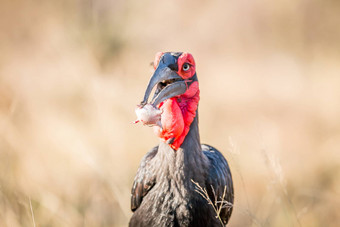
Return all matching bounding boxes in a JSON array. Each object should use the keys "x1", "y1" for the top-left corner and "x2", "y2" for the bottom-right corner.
[{"x1": 153, "y1": 81, "x2": 200, "y2": 150}]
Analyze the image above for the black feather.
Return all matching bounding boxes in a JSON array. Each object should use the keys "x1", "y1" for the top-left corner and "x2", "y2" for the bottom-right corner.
[
  {"x1": 131, "y1": 146, "x2": 158, "y2": 211},
  {"x1": 129, "y1": 115, "x2": 234, "y2": 226}
]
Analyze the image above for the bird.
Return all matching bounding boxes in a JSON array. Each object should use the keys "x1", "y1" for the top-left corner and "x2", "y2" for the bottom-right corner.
[{"x1": 130, "y1": 52, "x2": 234, "y2": 227}]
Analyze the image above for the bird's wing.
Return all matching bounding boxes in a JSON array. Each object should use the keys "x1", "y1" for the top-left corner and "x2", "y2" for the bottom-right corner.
[
  {"x1": 202, "y1": 144, "x2": 234, "y2": 225},
  {"x1": 130, "y1": 146, "x2": 158, "y2": 211}
]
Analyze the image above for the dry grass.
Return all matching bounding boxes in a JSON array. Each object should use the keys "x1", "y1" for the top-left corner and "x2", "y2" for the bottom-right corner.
[
  {"x1": 191, "y1": 179, "x2": 233, "y2": 226},
  {"x1": 0, "y1": 0, "x2": 340, "y2": 226},
  {"x1": 28, "y1": 197, "x2": 36, "y2": 227}
]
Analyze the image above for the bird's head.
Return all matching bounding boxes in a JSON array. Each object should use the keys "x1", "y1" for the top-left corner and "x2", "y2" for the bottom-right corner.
[{"x1": 140, "y1": 52, "x2": 200, "y2": 150}]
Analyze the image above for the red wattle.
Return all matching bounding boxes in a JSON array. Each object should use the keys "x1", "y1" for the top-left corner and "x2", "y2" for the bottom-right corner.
[
  {"x1": 153, "y1": 98, "x2": 184, "y2": 142},
  {"x1": 153, "y1": 81, "x2": 200, "y2": 150}
]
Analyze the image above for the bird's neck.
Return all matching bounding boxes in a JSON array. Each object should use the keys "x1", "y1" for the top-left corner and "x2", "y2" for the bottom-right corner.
[
  {"x1": 156, "y1": 113, "x2": 208, "y2": 188},
  {"x1": 149, "y1": 115, "x2": 209, "y2": 225}
]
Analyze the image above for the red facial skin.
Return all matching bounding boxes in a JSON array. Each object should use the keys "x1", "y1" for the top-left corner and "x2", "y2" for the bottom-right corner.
[{"x1": 152, "y1": 53, "x2": 200, "y2": 150}]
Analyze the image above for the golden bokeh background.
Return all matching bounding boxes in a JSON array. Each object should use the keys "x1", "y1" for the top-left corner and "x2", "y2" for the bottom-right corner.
[{"x1": 0, "y1": 0, "x2": 339, "y2": 226}]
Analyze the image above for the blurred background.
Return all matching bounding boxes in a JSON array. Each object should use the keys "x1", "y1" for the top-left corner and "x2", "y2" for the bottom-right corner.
[{"x1": 0, "y1": 0, "x2": 339, "y2": 226}]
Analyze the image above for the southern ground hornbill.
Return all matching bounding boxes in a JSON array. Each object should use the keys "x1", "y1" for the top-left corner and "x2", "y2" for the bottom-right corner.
[{"x1": 130, "y1": 52, "x2": 234, "y2": 226}]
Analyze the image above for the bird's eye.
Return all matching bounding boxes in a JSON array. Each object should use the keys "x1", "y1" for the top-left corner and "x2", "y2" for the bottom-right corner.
[{"x1": 182, "y1": 63, "x2": 190, "y2": 71}]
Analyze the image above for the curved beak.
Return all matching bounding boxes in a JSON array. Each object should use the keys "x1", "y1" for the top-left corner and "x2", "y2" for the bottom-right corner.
[{"x1": 141, "y1": 66, "x2": 187, "y2": 107}]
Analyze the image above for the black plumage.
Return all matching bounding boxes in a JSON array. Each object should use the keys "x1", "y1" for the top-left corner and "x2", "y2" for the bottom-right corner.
[{"x1": 130, "y1": 115, "x2": 234, "y2": 226}]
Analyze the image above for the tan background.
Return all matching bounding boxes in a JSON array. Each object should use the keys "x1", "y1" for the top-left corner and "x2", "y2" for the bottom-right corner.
[{"x1": 0, "y1": 0, "x2": 339, "y2": 226}]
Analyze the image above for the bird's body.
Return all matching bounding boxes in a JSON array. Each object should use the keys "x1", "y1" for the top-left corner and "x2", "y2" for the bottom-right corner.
[{"x1": 130, "y1": 52, "x2": 234, "y2": 227}]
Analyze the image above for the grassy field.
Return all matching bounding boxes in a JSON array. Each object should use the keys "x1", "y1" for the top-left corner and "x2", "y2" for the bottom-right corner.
[{"x1": 0, "y1": 0, "x2": 339, "y2": 226}]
